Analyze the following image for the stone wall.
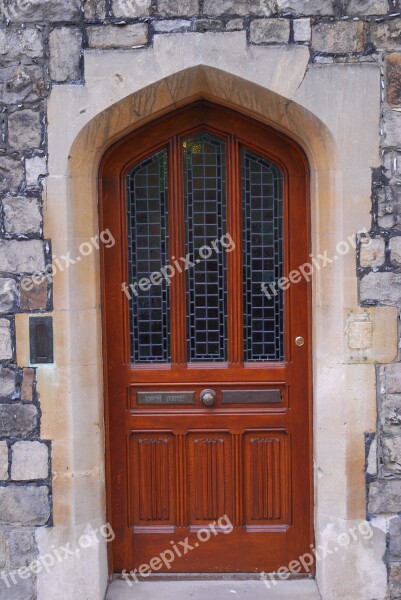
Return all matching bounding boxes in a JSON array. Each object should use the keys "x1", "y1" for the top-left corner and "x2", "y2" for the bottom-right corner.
[{"x1": 0, "y1": 0, "x2": 401, "y2": 598}]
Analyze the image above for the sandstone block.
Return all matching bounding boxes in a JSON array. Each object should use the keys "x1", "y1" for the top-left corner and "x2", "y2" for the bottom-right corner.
[
  {"x1": 11, "y1": 441, "x2": 49, "y2": 481},
  {"x1": 0, "y1": 486, "x2": 50, "y2": 526},
  {"x1": 50, "y1": 27, "x2": 82, "y2": 83},
  {"x1": 0, "y1": 404, "x2": 37, "y2": 437},
  {"x1": 158, "y1": 0, "x2": 198, "y2": 16},
  {"x1": 0, "y1": 441, "x2": 8, "y2": 480},
  {"x1": 0, "y1": 367, "x2": 16, "y2": 398},
  {"x1": 0, "y1": 240, "x2": 45, "y2": 274},
  {"x1": 359, "y1": 238, "x2": 385, "y2": 268},
  {"x1": 87, "y1": 23, "x2": 148, "y2": 48},
  {"x1": 312, "y1": 21, "x2": 365, "y2": 53},
  {"x1": 2, "y1": 196, "x2": 42, "y2": 236},
  {"x1": 0, "y1": 279, "x2": 17, "y2": 313},
  {"x1": 0, "y1": 318, "x2": 12, "y2": 360},
  {"x1": 250, "y1": 18, "x2": 290, "y2": 44}
]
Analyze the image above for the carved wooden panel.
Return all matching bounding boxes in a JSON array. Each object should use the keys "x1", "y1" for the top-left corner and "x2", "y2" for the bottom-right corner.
[
  {"x1": 187, "y1": 432, "x2": 232, "y2": 524},
  {"x1": 130, "y1": 433, "x2": 175, "y2": 526},
  {"x1": 244, "y1": 432, "x2": 288, "y2": 527}
]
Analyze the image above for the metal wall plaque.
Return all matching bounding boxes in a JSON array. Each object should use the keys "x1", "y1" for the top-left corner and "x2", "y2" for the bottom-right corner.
[
  {"x1": 137, "y1": 392, "x2": 195, "y2": 405},
  {"x1": 222, "y1": 389, "x2": 281, "y2": 404},
  {"x1": 29, "y1": 316, "x2": 53, "y2": 364}
]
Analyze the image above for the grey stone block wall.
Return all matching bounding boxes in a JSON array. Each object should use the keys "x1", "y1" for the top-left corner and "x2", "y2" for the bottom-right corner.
[{"x1": 0, "y1": 0, "x2": 401, "y2": 597}]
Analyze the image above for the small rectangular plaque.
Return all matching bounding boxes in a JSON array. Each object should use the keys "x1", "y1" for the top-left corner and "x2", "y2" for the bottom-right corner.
[
  {"x1": 29, "y1": 316, "x2": 53, "y2": 364},
  {"x1": 222, "y1": 389, "x2": 281, "y2": 404},
  {"x1": 137, "y1": 392, "x2": 195, "y2": 405}
]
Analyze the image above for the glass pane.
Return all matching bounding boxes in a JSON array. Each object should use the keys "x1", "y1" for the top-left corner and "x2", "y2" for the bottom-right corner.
[
  {"x1": 183, "y1": 134, "x2": 227, "y2": 362},
  {"x1": 127, "y1": 149, "x2": 170, "y2": 363},
  {"x1": 242, "y1": 149, "x2": 284, "y2": 361}
]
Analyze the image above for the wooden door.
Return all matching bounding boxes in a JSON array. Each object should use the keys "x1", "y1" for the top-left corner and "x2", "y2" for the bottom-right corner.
[{"x1": 100, "y1": 101, "x2": 312, "y2": 574}]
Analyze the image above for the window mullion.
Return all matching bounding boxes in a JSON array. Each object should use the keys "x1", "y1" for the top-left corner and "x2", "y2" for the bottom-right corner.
[{"x1": 169, "y1": 136, "x2": 187, "y2": 365}]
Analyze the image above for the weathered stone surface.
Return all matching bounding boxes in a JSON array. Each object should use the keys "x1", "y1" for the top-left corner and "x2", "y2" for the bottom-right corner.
[
  {"x1": 20, "y1": 277, "x2": 47, "y2": 311},
  {"x1": 113, "y1": 0, "x2": 152, "y2": 18},
  {"x1": 226, "y1": 18, "x2": 243, "y2": 30},
  {"x1": 20, "y1": 368, "x2": 34, "y2": 402},
  {"x1": 390, "y1": 564, "x2": 401, "y2": 598},
  {"x1": 276, "y1": 0, "x2": 334, "y2": 15},
  {"x1": 0, "y1": 240, "x2": 45, "y2": 274},
  {"x1": 50, "y1": 27, "x2": 82, "y2": 83},
  {"x1": 382, "y1": 436, "x2": 401, "y2": 475},
  {"x1": 386, "y1": 54, "x2": 401, "y2": 107},
  {"x1": 377, "y1": 186, "x2": 401, "y2": 228},
  {"x1": 383, "y1": 151, "x2": 401, "y2": 183},
  {"x1": 0, "y1": 65, "x2": 45, "y2": 104},
  {"x1": 312, "y1": 21, "x2": 365, "y2": 53},
  {"x1": 383, "y1": 110, "x2": 401, "y2": 148},
  {"x1": 0, "y1": 575, "x2": 34, "y2": 600},
  {"x1": 87, "y1": 23, "x2": 148, "y2": 48},
  {"x1": 0, "y1": 486, "x2": 50, "y2": 525},
  {"x1": 368, "y1": 479, "x2": 401, "y2": 513},
  {"x1": 154, "y1": 19, "x2": 191, "y2": 32},
  {"x1": 293, "y1": 18, "x2": 311, "y2": 42},
  {"x1": 11, "y1": 441, "x2": 49, "y2": 481},
  {"x1": 11, "y1": 109, "x2": 42, "y2": 154},
  {"x1": 390, "y1": 518, "x2": 401, "y2": 559},
  {"x1": 195, "y1": 18, "x2": 224, "y2": 32},
  {"x1": 370, "y1": 21, "x2": 401, "y2": 49},
  {"x1": 158, "y1": 0, "x2": 198, "y2": 16},
  {"x1": 0, "y1": 441, "x2": 8, "y2": 480},
  {"x1": 390, "y1": 236, "x2": 401, "y2": 266},
  {"x1": 204, "y1": 0, "x2": 275, "y2": 16},
  {"x1": 380, "y1": 363, "x2": 401, "y2": 395},
  {"x1": 0, "y1": 532, "x2": 6, "y2": 569},
  {"x1": 0, "y1": 27, "x2": 43, "y2": 58},
  {"x1": 8, "y1": 108, "x2": 42, "y2": 151},
  {"x1": 7, "y1": 528, "x2": 36, "y2": 568},
  {"x1": 25, "y1": 155, "x2": 47, "y2": 187},
  {"x1": 0, "y1": 278, "x2": 17, "y2": 313},
  {"x1": 346, "y1": 0, "x2": 388, "y2": 15},
  {"x1": 0, "y1": 156, "x2": 24, "y2": 193},
  {"x1": 250, "y1": 18, "x2": 290, "y2": 44},
  {"x1": 0, "y1": 404, "x2": 37, "y2": 437},
  {"x1": 359, "y1": 238, "x2": 385, "y2": 268},
  {"x1": 360, "y1": 272, "x2": 401, "y2": 305},
  {"x1": 0, "y1": 318, "x2": 12, "y2": 361},
  {"x1": 2, "y1": 196, "x2": 42, "y2": 236},
  {"x1": 381, "y1": 395, "x2": 401, "y2": 434},
  {"x1": 0, "y1": 367, "x2": 16, "y2": 398},
  {"x1": 84, "y1": 0, "x2": 107, "y2": 19},
  {"x1": 0, "y1": 0, "x2": 81, "y2": 22}
]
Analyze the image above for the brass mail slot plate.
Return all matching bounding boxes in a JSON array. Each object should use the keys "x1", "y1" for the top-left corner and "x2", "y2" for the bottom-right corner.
[
  {"x1": 137, "y1": 392, "x2": 195, "y2": 405},
  {"x1": 222, "y1": 389, "x2": 281, "y2": 404}
]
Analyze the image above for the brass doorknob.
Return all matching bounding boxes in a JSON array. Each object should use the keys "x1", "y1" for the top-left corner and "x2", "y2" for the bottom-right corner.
[
  {"x1": 200, "y1": 389, "x2": 217, "y2": 407},
  {"x1": 295, "y1": 336, "x2": 305, "y2": 347}
]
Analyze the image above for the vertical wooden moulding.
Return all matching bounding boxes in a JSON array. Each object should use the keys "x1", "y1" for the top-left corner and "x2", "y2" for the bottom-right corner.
[
  {"x1": 226, "y1": 135, "x2": 244, "y2": 366},
  {"x1": 231, "y1": 433, "x2": 243, "y2": 527},
  {"x1": 175, "y1": 434, "x2": 187, "y2": 527}
]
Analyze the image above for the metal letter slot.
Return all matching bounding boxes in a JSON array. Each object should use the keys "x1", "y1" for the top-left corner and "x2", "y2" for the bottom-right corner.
[
  {"x1": 222, "y1": 389, "x2": 281, "y2": 404},
  {"x1": 137, "y1": 392, "x2": 195, "y2": 405}
]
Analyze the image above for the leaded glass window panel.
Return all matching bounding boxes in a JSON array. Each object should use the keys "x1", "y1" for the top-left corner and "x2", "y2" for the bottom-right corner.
[
  {"x1": 242, "y1": 149, "x2": 284, "y2": 361},
  {"x1": 183, "y1": 134, "x2": 227, "y2": 362},
  {"x1": 127, "y1": 149, "x2": 170, "y2": 363}
]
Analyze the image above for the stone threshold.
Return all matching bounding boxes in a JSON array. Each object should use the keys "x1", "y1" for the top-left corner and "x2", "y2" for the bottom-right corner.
[{"x1": 106, "y1": 578, "x2": 321, "y2": 599}]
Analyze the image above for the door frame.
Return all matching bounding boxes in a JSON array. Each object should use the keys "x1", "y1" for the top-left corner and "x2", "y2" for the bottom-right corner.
[{"x1": 99, "y1": 99, "x2": 313, "y2": 575}]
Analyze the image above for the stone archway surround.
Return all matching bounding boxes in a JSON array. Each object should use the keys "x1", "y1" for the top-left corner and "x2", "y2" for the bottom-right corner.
[{"x1": 14, "y1": 32, "x2": 398, "y2": 599}]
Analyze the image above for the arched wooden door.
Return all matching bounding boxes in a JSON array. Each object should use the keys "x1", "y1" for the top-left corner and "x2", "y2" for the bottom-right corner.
[{"x1": 100, "y1": 101, "x2": 312, "y2": 574}]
